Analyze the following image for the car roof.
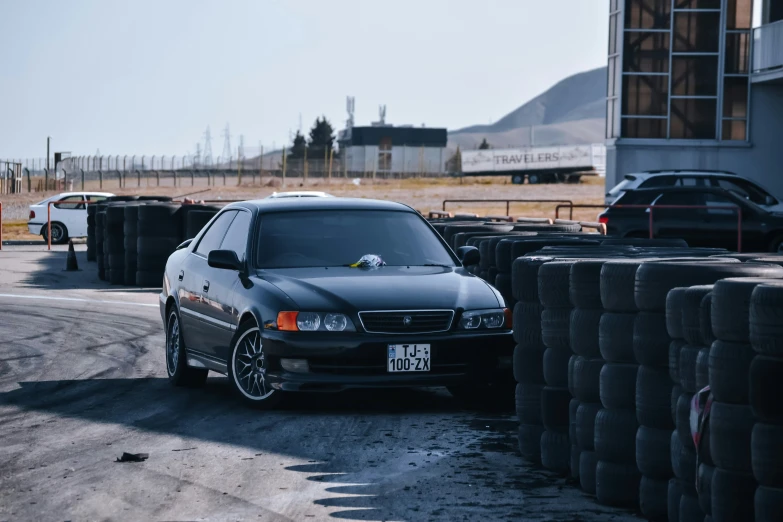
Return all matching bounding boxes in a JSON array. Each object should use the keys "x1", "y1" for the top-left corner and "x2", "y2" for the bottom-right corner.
[
  {"x1": 55, "y1": 192, "x2": 115, "y2": 197},
  {"x1": 627, "y1": 170, "x2": 737, "y2": 178},
  {"x1": 229, "y1": 197, "x2": 414, "y2": 214},
  {"x1": 266, "y1": 191, "x2": 334, "y2": 198}
]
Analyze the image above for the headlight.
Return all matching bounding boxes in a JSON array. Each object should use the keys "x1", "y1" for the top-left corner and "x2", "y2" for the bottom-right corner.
[
  {"x1": 276, "y1": 311, "x2": 355, "y2": 332},
  {"x1": 458, "y1": 309, "x2": 508, "y2": 330}
]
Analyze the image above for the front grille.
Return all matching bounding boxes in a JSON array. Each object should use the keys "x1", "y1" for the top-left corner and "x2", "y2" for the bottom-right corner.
[{"x1": 358, "y1": 310, "x2": 454, "y2": 334}]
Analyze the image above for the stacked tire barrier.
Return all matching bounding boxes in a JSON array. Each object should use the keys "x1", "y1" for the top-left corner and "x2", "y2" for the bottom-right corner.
[
  {"x1": 95, "y1": 208, "x2": 107, "y2": 280},
  {"x1": 749, "y1": 283, "x2": 783, "y2": 522},
  {"x1": 105, "y1": 204, "x2": 128, "y2": 284},
  {"x1": 570, "y1": 260, "x2": 608, "y2": 495},
  {"x1": 123, "y1": 205, "x2": 142, "y2": 285},
  {"x1": 86, "y1": 204, "x2": 97, "y2": 261},
  {"x1": 136, "y1": 203, "x2": 182, "y2": 287},
  {"x1": 708, "y1": 277, "x2": 783, "y2": 522}
]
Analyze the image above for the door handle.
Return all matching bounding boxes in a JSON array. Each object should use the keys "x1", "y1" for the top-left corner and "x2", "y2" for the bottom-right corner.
[
  {"x1": 178, "y1": 270, "x2": 184, "y2": 281},
  {"x1": 203, "y1": 280, "x2": 210, "y2": 293}
]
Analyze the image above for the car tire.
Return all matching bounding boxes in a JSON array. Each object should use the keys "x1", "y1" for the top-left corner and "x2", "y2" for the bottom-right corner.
[
  {"x1": 711, "y1": 468, "x2": 756, "y2": 522},
  {"x1": 579, "y1": 450, "x2": 597, "y2": 494},
  {"x1": 518, "y1": 423, "x2": 544, "y2": 464},
  {"x1": 679, "y1": 344, "x2": 700, "y2": 393},
  {"x1": 750, "y1": 355, "x2": 783, "y2": 422},
  {"x1": 227, "y1": 320, "x2": 283, "y2": 409},
  {"x1": 595, "y1": 461, "x2": 640, "y2": 507},
  {"x1": 698, "y1": 463, "x2": 715, "y2": 515},
  {"x1": 666, "y1": 288, "x2": 688, "y2": 339},
  {"x1": 636, "y1": 426, "x2": 672, "y2": 479},
  {"x1": 570, "y1": 308, "x2": 603, "y2": 358},
  {"x1": 709, "y1": 340, "x2": 754, "y2": 403},
  {"x1": 680, "y1": 285, "x2": 714, "y2": 345},
  {"x1": 599, "y1": 363, "x2": 637, "y2": 409},
  {"x1": 512, "y1": 257, "x2": 550, "y2": 303},
  {"x1": 573, "y1": 356, "x2": 603, "y2": 403},
  {"x1": 670, "y1": 340, "x2": 685, "y2": 384},
  {"x1": 676, "y1": 392, "x2": 696, "y2": 451},
  {"x1": 538, "y1": 262, "x2": 574, "y2": 308},
  {"x1": 671, "y1": 430, "x2": 697, "y2": 492},
  {"x1": 540, "y1": 430, "x2": 570, "y2": 474},
  {"x1": 756, "y1": 486, "x2": 783, "y2": 522},
  {"x1": 543, "y1": 347, "x2": 570, "y2": 387},
  {"x1": 594, "y1": 408, "x2": 637, "y2": 463},
  {"x1": 541, "y1": 308, "x2": 571, "y2": 351},
  {"x1": 541, "y1": 386, "x2": 571, "y2": 433},
  {"x1": 513, "y1": 302, "x2": 542, "y2": 348},
  {"x1": 570, "y1": 260, "x2": 608, "y2": 309},
  {"x1": 668, "y1": 478, "x2": 684, "y2": 522},
  {"x1": 750, "y1": 283, "x2": 783, "y2": 356},
  {"x1": 576, "y1": 401, "x2": 601, "y2": 451},
  {"x1": 712, "y1": 278, "x2": 783, "y2": 343},
  {"x1": 633, "y1": 312, "x2": 671, "y2": 368},
  {"x1": 710, "y1": 401, "x2": 754, "y2": 474},
  {"x1": 640, "y1": 475, "x2": 669, "y2": 521},
  {"x1": 42, "y1": 221, "x2": 69, "y2": 245},
  {"x1": 600, "y1": 260, "x2": 646, "y2": 312},
  {"x1": 515, "y1": 383, "x2": 543, "y2": 424},
  {"x1": 752, "y1": 422, "x2": 783, "y2": 487},
  {"x1": 599, "y1": 312, "x2": 636, "y2": 363},
  {"x1": 679, "y1": 492, "x2": 704, "y2": 522},
  {"x1": 166, "y1": 307, "x2": 208, "y2": 387},
  {"x1": 513, "y1": 344, "x2": 545, "y2": 384}
]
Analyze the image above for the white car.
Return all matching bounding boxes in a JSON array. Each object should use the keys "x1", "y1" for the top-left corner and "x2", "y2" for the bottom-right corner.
[
  {"x1": 28, "y1": 192, "x2": 114, "y2": 244},
  {"x1": 605, "y1": 170, "x2": 783, "y2": 213},
  {"x1": 265, "y1": 191, "x2": 334, "y2": 199}
]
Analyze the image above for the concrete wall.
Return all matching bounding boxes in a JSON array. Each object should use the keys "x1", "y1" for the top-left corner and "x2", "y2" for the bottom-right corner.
[
  {"x1": 607, "y1": 83, "x2": 783, "y2": 197},
  {"x1": 343, "y1": 145, "x2": 446, "y2": 175}
]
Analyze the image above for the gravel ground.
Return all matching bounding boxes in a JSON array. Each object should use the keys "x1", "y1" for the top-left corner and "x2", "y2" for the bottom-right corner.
[{"x1": 0, "y1": 247, "x2": 639, "y2": 521}]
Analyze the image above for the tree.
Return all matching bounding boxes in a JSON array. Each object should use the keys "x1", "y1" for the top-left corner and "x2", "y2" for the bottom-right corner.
[
  {"x1": 478, "y1": 138, "x2": 491, "y2": 150},
  {"x1": 289, "y1": 130, "x2": 306, "y2": 159},
  {"x1": 446, "y1": 146, "x2": 462, "y2": 172},
  {"x1": 308, "y1": 116, "x2": 335, "y2": 157}
]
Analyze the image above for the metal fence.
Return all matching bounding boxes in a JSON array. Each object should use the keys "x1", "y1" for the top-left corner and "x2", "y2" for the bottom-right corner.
[{"x1": 753, "y1": 19, "x2": 783, "y2": 73}]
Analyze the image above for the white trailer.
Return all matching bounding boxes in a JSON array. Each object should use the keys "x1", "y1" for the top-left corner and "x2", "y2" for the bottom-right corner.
[{"x1": 459, "y1": 144, "x2": 606, "y2": 184}]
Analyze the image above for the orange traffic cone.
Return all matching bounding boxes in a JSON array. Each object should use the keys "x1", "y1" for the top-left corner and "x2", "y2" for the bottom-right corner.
[{"x1": 65, "y1": 240, "x2": 79, "y2": 271}]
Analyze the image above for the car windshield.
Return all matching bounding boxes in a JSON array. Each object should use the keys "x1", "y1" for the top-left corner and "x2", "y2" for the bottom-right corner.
[
  {"x1": 256, "y1": 210, "x2": 456, "y2": 268},
  {"x1": 607, "y1": 178, "x2": 635, "y2": 198}
]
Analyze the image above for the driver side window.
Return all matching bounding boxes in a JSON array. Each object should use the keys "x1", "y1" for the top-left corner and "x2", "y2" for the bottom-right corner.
[{"x1": 194, "y1": 210, "x2": 237, "y2": 257}]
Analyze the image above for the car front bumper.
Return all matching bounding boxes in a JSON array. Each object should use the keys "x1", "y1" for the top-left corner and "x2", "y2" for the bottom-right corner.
[{"x1": 261, "y1": 329, "x2": 514, "y2": 392}]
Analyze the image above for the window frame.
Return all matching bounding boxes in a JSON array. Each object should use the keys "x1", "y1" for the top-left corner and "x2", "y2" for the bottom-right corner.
[
  {"x1": 192, "y1": 209, "x2": 238, "y2": 259},
  {"x1": 218, "y1": 208, "x2": 253, "y2": 263}
]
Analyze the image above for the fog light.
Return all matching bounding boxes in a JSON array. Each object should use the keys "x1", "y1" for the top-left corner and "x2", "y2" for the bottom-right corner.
[{"x1": 280, "y1": 358, "x2": 310, "y2": 373}]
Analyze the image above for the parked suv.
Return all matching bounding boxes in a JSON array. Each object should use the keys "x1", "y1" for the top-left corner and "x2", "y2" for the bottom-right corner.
[
  {"x1": 605, "y1": 170, "x2": 782, "y2": 213},
  {"x1": 599, "y1": 186, "x2": 783, "y2": 252},
  {"x1": 28, "y1": 192, "x2": 114, "y2": 244}
]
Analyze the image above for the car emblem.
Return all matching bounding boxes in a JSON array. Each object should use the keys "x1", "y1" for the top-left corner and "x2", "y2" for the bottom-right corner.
[{"x1": 403, "y1": 315, "x2": 413, "y2": 327}]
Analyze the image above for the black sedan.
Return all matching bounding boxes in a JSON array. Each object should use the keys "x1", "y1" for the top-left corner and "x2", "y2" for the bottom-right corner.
[
  {"x1": 599, "y1": 186, "x2": 783, "y2": 252},
  {"x1": 159, "y1": 198, "x2": 514, "y2": 408}
]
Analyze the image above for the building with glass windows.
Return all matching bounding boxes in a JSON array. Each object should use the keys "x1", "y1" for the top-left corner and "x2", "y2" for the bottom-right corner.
[{"x1": 606, "y1": 0, "x2": 783, "y2": 194}]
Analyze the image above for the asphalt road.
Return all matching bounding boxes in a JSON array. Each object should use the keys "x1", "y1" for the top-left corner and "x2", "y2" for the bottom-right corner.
[{"x1": 0, "y1": 246, "x2": 640, "y2": 521}]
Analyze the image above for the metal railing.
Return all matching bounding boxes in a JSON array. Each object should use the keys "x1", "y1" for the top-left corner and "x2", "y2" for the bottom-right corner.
[
  {"x1": 753, "y1": 19, "x2": 783, "y2": 73},
  {"x1": 442, "y1": 199, "x2": 574, "y2": 216},
  {"x1": 554, "y1": 203, "x2": 743, "y2": 252}
]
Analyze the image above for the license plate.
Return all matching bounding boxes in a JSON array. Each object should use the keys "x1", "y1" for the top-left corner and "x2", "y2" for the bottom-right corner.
[{"x1": 387, "y1": 344, "x2": 430, "y2": 372}]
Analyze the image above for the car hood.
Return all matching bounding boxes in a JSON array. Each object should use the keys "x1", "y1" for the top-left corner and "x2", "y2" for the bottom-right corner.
[{"x1": 256, "y1": 266, "x2": 502, "y2": 311}]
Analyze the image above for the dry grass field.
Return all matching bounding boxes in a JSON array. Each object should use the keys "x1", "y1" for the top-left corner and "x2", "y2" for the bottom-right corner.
[{"x1": 1, "y1": 176, "x2": 606, "y2": 240}]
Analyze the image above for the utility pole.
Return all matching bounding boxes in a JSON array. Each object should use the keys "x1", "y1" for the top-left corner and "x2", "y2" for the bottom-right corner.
[{"x1": 46, "y1": 137, "x2": 51, "y2": 170}]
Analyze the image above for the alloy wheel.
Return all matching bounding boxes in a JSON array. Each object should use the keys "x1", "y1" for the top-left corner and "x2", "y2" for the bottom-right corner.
[
  {"x1": 166, "y1": 312, "x2": 180, "y2": 375},
  {"x1": 232, "y1": 327, "x2": 274, "y2": 400}
]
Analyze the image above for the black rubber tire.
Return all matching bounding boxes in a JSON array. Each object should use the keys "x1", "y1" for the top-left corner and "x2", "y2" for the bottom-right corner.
[
  {"x1": 671, "y1": 430, "x2": 697, "y2": 490},
  {"x1": 750, "y1": 283, "x2": 783, "y2": 356},
  {"x1": 571, "y1": 444, "x2": 581, "y2": 481},
  {"x1": 543, "y1": 347, "x2": 570, "y2": 387},
  {"x1": 752, "y1": 422, "x2": 783, "y2": 487},
  {"x1": 540, "y1": 429, "x2": 570, "y2": 474},
  {"x1": 710, "y1": 401, "x2": 754, "y2": 474},
  {"x1": 712, "y1": 277, "x2": 783, "y2": 343},
  {"x1": 755, "y1": 486, "x2": 783, "y2": 522},
  {"x1": 601, "y1": 260, "x2": 646, "y2": 312},
  {"x1": 595, "y1": 460, "x2": 641, "y2": 507},
  {"x1": 599, "y1": 363, "x2": 638, "y2": 409},
  {"x1": 640, "y1": 475, "x2": 670, "y2": 521},
  {"x1": 634, "y1": 261, "x2": 782, "y2": 312},
  {"x1": 711, "y1": 468, "x2": 756, "y2": 522},
  {"x1": 569, "y1": 397, "x2": 579, "y2": 443},
  {"x1": 135, "y1": 270, "x2": 164, "y2": 287},
  {"x1": 541, "y1": 308, "x2": 571, "y2": 351},
  {"x1": 495, "y1": 236, "x2": 538, "y2": 273},
  {"x1": 750, "y1": 355, "x2": 783, "y2": 423},
  {"x1": 570, "y1": 260, "x2": 610, "y2": 309},
  {"x1": 669, "y1": 478, "x2": 684, "y2": 522},
  {"x1": 670, "y1": 339, "x2": 686, "y2": 384},
  {"x1": 680, "y1": 491, "x2": 705, "y2": 522},
  {"x1": 700, "y1": 293, "x2": 716, "y2": 347},
  {"x1": 442, "y1": 224, "x2": 511, "y2": 249},
  {"x1": 512, "y1": 257, "x2": 552, "y2": 303},
  {"x1": 138, "y1": 203, "x2": 181, "y2": 238},
  {"x1": 512, "y1": 301, "x2": 542, "y2": 348},
  {"x1": 693, "y1": 347, "x2": 709, "y2": 391},
  {"x1": 634, "y1": 312, "x2": 671, "y2": 367},
  {"x1": 137, "y1": 236, "x2": 179, "y2": 257},
  {"x1": 637, "y1": 425, "x2": 673, "y2": 479},
  {"x1": 580, "y1": 450, "x2": 598, "y2": 495},
  {"x1": 137, "y1": 195, "x2": 173, "y2": 202},
  {"x1": 107, "y1": 253, "x2": 125, "y2": 270},
  {"x1": 494, "y1": 273, "x2": 514, "y2": 306},
  {"x1": 666, "y1": 287, "x2": 688, "y2": 339},
  {"x1": 513, "y1": 222, "x2": 582, "y2": 233},
  {"x1": 538, "y1": 261, "x2": 575, "y2": 308},
  {"x1": 576, "y1": 402, "x2": 601, "y2": 451},
  {"x1": 518, "y1": 423, "x2": 544, "y2": 464},
  {"x1": 676, "y1": 392, "x2": 696, "y2": 451},
  {"x1": 680, "y1": 345, "x2": 701, "y2": 394},
  {"x1": 227, "y1": 320, "x2": 284, "y2": 409},
  {"x1": 672, "y1": 384, "x2": 682, "y2": 425},
  {"x1": 541, "y1": 386, "x2": 571, "y2": 433},
  {"x1": 573, "y1": 356, "x2": 603, "y2": 403},
  {"x1": 108, "y1": 268, "x2": 126, "y2": 285},
  {"x1": 568, "y1": 355, "x2": 577, "y2": 398},
  {"x1": 515, "y1": 382, "x2": 543, "y2": 425},
  {"x1": 487, "y1": 268, "x2": 498, "y2": 284},
  {"x1": 595, "y1": 408, "x2": 638, "y2": 463},
  {"x1": 165, "y1": 307, "x2": 208, "y2": 387},
  {"x1": 698, "y1": 463, "x2": 715, "y2": 515},
  {"x1": 571, "y1": 308, "x2": 603, "y2": 358},
  {"x1": 682, "y1": 285, "x2": 714, "y2": 345},
  {"x1": 709, "y1": 340, "x2": 754, "y2": 404},
  {"x1": 637, "y1": 365, "x2": 675, "y2": 430},
  {"x1": 599, "y1": 312, "x2": 636, "y2": 363},
  {"x1": 513, "y1": 344, "x2": 545, "y2": 385}
]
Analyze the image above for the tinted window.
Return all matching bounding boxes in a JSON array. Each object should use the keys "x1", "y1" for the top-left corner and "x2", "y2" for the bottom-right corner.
[
  {"x1": 220, "y1": 210, "x2": 251, "y2": 262},
  {"x1": 639, "y1": 176, "x2": 677, "y2": 188},
  {"x1": 655, "y1": 192, "x2": 705, "y2": 206},
  {"x1": 256, "y1": 210, "x2": 455, "y2": 268},
  {"x1": 54, "y1": 195, "x2": 85, "y2": 209},
  {"x1": 86, "y1": 195, "x2": 108, "y2": 202},
  {"x1": 195, "y1": 210, "x2": 236, "y2": 257},
  {"x1": 713, "y1": 178, "x2": 773, "y2": 205},
  {"x1": 677, "y1": 177, "x2": 710, "y2": 187},
  {"x1": 704, "y1": 193, "x2": 740, "y2": 216}
]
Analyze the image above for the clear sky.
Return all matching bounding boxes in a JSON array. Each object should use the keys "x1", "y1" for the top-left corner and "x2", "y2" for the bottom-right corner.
[{"x1": 0, "y1": 0, "x2": 609, "y2": 160}]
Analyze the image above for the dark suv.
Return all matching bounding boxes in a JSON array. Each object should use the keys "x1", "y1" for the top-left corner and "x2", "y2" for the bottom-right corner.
[{"x1": 599, "y1": 186, "x2": 783, "y2": 252}]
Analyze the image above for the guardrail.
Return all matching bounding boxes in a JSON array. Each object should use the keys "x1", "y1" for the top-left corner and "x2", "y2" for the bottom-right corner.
[
  {"x1": 554, "y1": 203, "x2": 743, "y2": 252},
  {"x1": 442, "y1": 199, "x2": 574, "y2": 216},
  {"x1": 753, "y1": 19, "x2": 783, "y2": 73}
]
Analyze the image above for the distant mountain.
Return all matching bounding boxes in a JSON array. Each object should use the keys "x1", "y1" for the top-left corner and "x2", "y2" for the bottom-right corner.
[{"x1": 449, "y1": 66, "x2": 607, "y2": 149}]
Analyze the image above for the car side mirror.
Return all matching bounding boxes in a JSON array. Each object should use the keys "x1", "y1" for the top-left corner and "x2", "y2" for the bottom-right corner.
[
  {"x1": 208, "y1": 250, "x2": 243, "y2": 271},
  {"x1": 456, "y1": 246, "x2": 480, "y2": 267}
]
